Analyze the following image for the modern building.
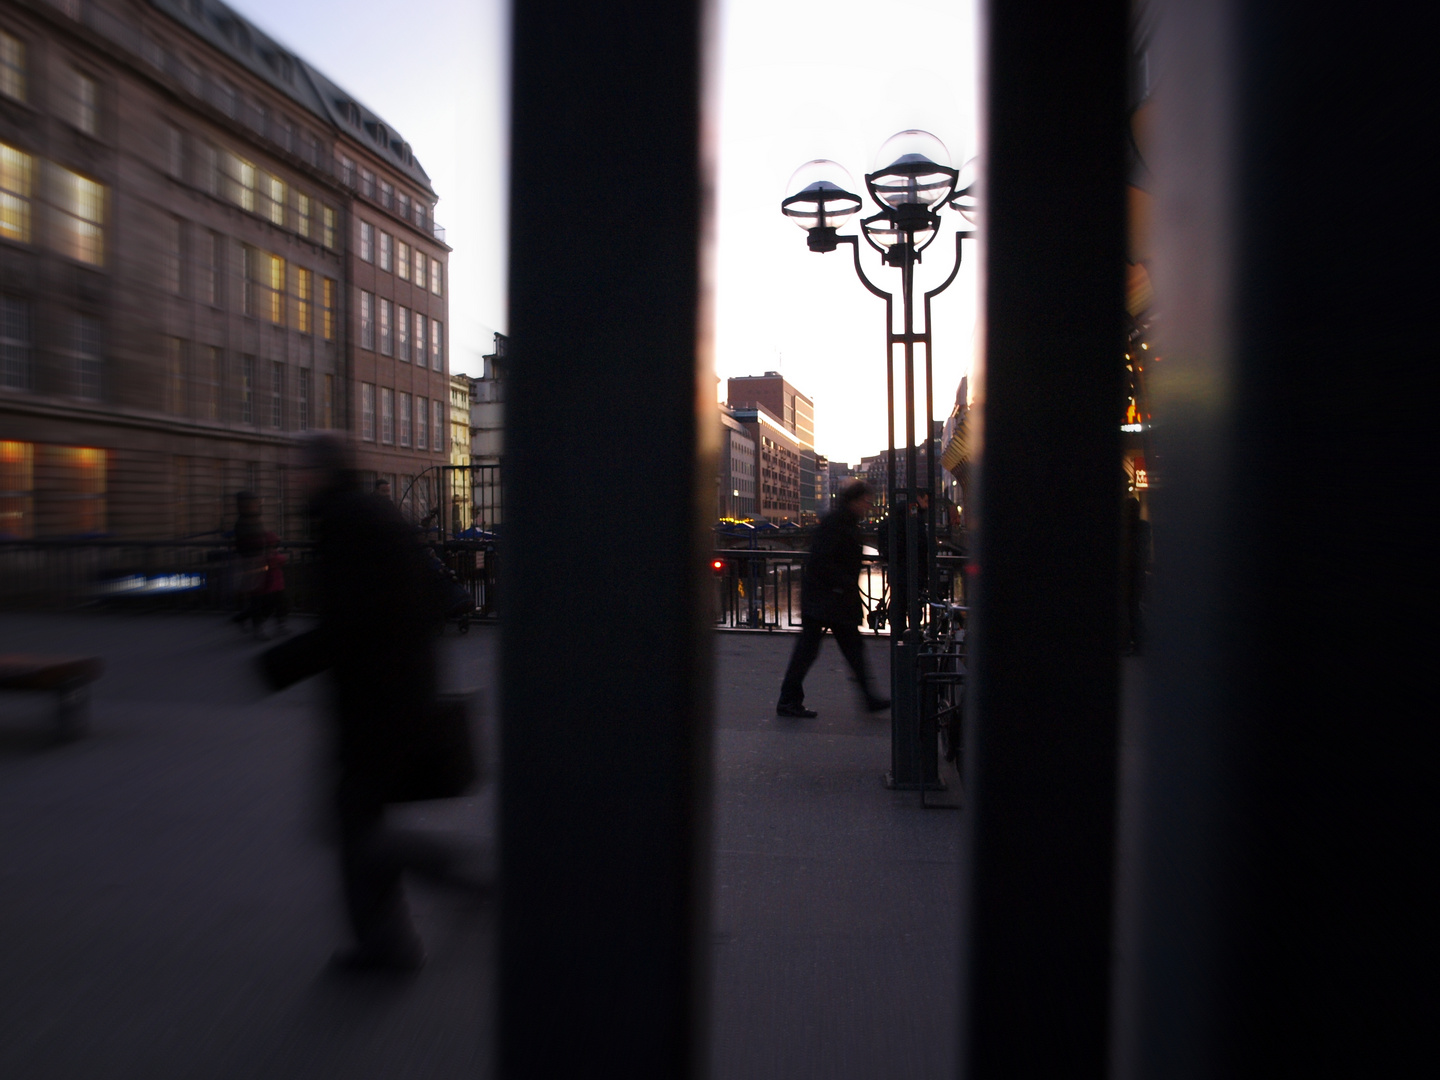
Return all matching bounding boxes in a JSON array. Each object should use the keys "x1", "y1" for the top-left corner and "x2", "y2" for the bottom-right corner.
[
  {"x1": 0, "y1": 0, "x2": 450, "y2": 540},
  {"x1": 729, "y1": 403, "x2": 800, "y2": 523},
  {"x1": 726, "y1": 371, "x2": 815, "y2": 522},
  {"x1": 468, "y1": 330, "x2": 504, "y2": 530},
  {"x1": 717, "y1": 405, "x2": 754, "y2": 519}
]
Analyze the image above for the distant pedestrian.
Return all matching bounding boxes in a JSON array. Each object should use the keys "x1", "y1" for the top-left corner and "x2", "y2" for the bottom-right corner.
[
  {"x1": 251, "y1": 530, "x2": 289, "y2": 639},
  {"x1": 776, "y1": 481, "x2": 891, "y2": 718}
]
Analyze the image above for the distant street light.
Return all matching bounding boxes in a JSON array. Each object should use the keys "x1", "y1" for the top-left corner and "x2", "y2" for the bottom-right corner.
[{"x1": 782, "y1": 130, "x2": 976, "y2": 790}]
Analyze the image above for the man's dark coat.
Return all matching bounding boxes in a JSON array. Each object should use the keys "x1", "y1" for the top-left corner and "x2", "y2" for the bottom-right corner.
[{"x1": 801, "y1": 504, "x2": 866, "y2": 626}]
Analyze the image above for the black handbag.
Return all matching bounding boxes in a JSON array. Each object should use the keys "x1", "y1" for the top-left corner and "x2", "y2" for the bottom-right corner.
[{"x1": 383, "y1": 692, "x2": 480, "y2": 803}]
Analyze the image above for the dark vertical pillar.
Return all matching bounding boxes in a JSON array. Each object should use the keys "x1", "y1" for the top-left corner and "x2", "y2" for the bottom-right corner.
[
  {"x1": 501, "y1": 1, "x2": 711, "y2": 1076},
  {"x1": 1111, "y1": 4, "x2": 1431, "y2": 1078},
  {"x1": 961, "y1": 0, "x2": 1128, "y2": 1075}
]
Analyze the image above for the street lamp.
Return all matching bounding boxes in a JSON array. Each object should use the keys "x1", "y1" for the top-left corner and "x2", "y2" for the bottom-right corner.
[{"x1": 782, "y1": 130, "x2": 975, "y2": 790}]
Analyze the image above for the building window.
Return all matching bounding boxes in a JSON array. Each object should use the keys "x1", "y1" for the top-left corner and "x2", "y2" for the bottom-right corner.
[
  {"x1": 360, "y1": 168, "x2": 375, "y2": 199},
  {"x1": 240, "y1": 354, "x2": 254, "y2": 423},
  {"x1": 165, "y1": 336, "x2": 184, "y2": 415},
  {"x1": 379, "y1": 298, "x2": 393, "y2": 356},
  {"x1": 263, "y1": 174, "x2": 285, "y2": 226},
  {"x1": 0, "y1": 143, "x2": 32, "y2": 243},
  {"x1": 431, "y1": 320, "x2": 444, "y2": 371},
  {"x1": 163, "y1": 217, "x2": 182, "y2": 294},
  {"x1": 296, "y1": 267, "x2": 313, "y2": 334},
  {"x1": 223, "y1": 152, "x2": 256, "y2": 212},
  {"x1": 414, "y1": 312, "x2": 426, "y2": 363},
  {"x1": 432, "y1": 399, "x2": 444, "y2": 452},
  {"x1": 359, "y1": 290, "x2": 374, "y2": 350},
  {"x1": 45, "y1": 446, "x2": 107, "y2": 536},
  {"x1": 201, "y1": 143, "x2": 219, "y2": 196},
  {"x1": 380, "y1": 179, "x2": 393, "y2": 210},
  {"x1": 414, "y1": 249, "x2": 426, "y2": 287},
  {"x1": 0, "y1": 31, "x2": 24, "y2": 103},
  {"x1": 1, "y1": 295, "x2": 32, "y2": 391},
  {"x1": 322, "y1": 277, "x2": 336, "y2": 341},
  {"x1": 398, "y1": 192, "x2": 410, "y2": 221},
  {"x1": 397, "y1": 305, "x2": 410, "y2": 362},
  {"x1": 200, "y1": 346, "x2": 220, "y2": 421},
  {"x1": 416, "y1": 395, "x2": 427, "y2": 450},
  {"x1": 71, "y1": 314, "x2": 102, "y2": 400},
  {"x1": 296, "y1": 192, "x2": 311, "y2": 239},
  {"x1": 298, "y1": 367, "x2": 310, "y2": 430},
  {"x1": 322, "y1": 205, "x2": 336, "y2": 249},
  {"x1": 46, "y1": 164, "x2": 105, "y2": 265},
  {"x1": 267, "y1": 254, "x2": 284, "y2": 323},
  {"x1": 399, "y1": 391, "x2": 411, "y2": 447},
  {"x1": 0, "y1": 439, "x2": 34, "y2": 539},
  {"x1": 359, "y1": 220, "x2": 373, "y2": 262},
  {"x1": 339, "y1": 154, "x2": 356, "y2": 188},
  {"x1": 165, "y1": 125, "x2": 183, "y2": 180},
  {"x1": 74, "y1": 71, "x2": 99, "y2": 136},
  {"x1": 431, "y1": 259, "x2": 443, "y2": 295},
  {"x1": 380, "y1": 387, "x2": 394, "y2": 444},
  {"x1": 323, "y1": 373, "x2": 334, "y2": 429},
  {"x1": 202, "y1": 231, "x2": 220, "y2": 306},
  {"x1": 217, "y1": 80, "x2": 238, "y2": 119},
  {"x1": 379, "y1": 231, "x2": 392, "y2": 272},
  {"x1": 396, "y1": 240, "x2": 410, "y2": 281},
  {"x1": 271, "y1": 361, "x2": 284, "y2": 428}
]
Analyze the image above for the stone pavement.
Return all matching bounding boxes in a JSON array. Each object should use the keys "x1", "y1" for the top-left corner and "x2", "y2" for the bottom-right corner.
[{"x1": 0, "y1": 614, "x2": 960, "y2": 1078}]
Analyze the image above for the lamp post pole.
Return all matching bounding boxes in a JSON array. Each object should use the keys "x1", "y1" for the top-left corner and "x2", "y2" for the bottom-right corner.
[{"x1": 782, "y1": 134, "x2": 974, "y2": 789}]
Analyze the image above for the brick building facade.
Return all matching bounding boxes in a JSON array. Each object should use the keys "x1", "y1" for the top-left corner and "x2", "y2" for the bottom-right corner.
[{"x1": 1, "y1": 0, "x2": 450, "y2": 540}]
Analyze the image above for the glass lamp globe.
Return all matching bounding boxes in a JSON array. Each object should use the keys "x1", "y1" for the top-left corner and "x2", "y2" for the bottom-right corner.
[
  {"x1": 781, "y1": 160, "x2": 862, "y2": 231},
  {"x1": 866, "y1": 130, "x2": 958, "y2": 210},
  {"x1": 949, "y1": 156, "x2": 979, "y2": 225},
  {"x1": 862, "y1": 210, "x2": 938, "y2": 259}
]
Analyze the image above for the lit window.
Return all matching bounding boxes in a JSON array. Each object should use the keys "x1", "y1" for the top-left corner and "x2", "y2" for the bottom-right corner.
[
  {"x1": 0, "y1": 439, "x2": 34, "y2": 539},
  {"x1": 264, "y1": 174, "x2": 285, "y2": 226},
  {"x1": 397, "y1": 240, "x2": 410, "y2": 281},
  {"x1": 1, "y1": 142, "x2": 33, "y2": 244},
  {"x1": 413, "y1": 248, "x2": 424, "y2": 285},
  {"x1": 322, "y1": 278, "x2": 336, "y2": 340},
  {"x1": 47, "y1": 164, "x2": 106, "y2": 265},
  {"x1": 45, "y1": 445, "x2": 107, "y2": 536},
  {"x1": 397, "y1": 305, "x2": 410, "y2": 362},
  {"x1": 296, "y1": 267, "x2": 313, "y2": 334},
  {"x1": 2, "y1": 294, "x2": 33, "y2": 391},
  {"x1": 399, "y1": 391, "x2": 411, "y2": 447},
  {"x1": 359, "y1": 290, "x2": 374, "y2": 350},
  {"x1": 430, "y1": 259, "x2": 443, "y2": 295},
  {"x1": 361, "y1": 382, "x2": 375, "y2": 441},
  {"x1": 267, "y1": 252, "x2": 285, "y2": 323},
  {"x1": 296, "y1": 192, "x2": 311, "y2": 238},
  {"x1": 322, "y1": 205, "x2": 336, "y2": 249},
  {"x1": 0, "y1": 31, "x2": 25, "y2": 103},
  {"x1": 381, "y1": 387, "x2": 394, "y2": 444},
  {"x1": 359, "y1": 220, "x2": 373, "y2": 262},
  {"x1": 379, "y1": 298, "x2": 392, "y2": 356},
  {"x1": 74, "y1": 71, "x2": 99, "y2": 136},
  {"x1": 224, "y1": 152, "x2": 256, "y2": 212},
  {"x1": 379, "y1": 231, "x2": 392, "y2": 271},
  {"x1": 416, "y1": 395, "x2": 427, "y2": 450}
]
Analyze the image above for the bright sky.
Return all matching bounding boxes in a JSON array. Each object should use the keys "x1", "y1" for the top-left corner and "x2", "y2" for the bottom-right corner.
[{"x1": 227, "y1": 0, "x2": 979, "y2": 465}]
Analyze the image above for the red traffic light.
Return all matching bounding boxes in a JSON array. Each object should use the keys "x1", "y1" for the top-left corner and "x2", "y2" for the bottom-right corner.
[{"x1": 711, "y1": 559, "x2": 726, "y2": 573}]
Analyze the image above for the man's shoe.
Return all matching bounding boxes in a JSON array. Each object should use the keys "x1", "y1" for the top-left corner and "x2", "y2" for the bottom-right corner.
[
  {"x1": 776, "y1": 703, "x2": 818, "y2": 718},
  {"x1": 865, "y1": 697, "x2": 892, "y2": 713}
]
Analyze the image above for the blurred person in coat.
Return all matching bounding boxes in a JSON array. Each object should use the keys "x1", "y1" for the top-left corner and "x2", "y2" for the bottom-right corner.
[
  {"x1": 285, "y1": 434, "x2": 457, "y2": 973},
  {"x1": 776, "y1": 481, "x2": 891, "y2": 718}
]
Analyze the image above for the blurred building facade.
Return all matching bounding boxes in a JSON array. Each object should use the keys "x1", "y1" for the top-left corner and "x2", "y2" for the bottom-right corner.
[
  {"x1": 729, "y1": 404, "x2": 800, "y2": 523},
  {"x1": 717, "y1": 404, "x2": 754, "y2": 520},
  {"x1": 0, "y1": 0, "x2": 450, "y2": 540}
]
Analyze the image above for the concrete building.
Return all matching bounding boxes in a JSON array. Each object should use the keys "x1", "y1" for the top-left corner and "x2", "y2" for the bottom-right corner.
[
  {"x1": 0, "y1": 0, "x2": 450, "y2": 540},
  {"x1": 726, "y1": 371, "x2": 816, "y2": 522},
  {"x1": 467, "y1": 330, "x2": 503, "y2": 530},
  {"x1": 729, "y1": 403, "x2": 800, "y2": 523},
  {"x1": 717, "y1": 405, "x2": 754, "y2": 519}
]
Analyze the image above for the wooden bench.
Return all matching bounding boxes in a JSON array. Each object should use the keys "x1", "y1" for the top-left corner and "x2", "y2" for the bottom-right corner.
[{"x1": 0, "y1": 654, "x2": 105, "y2": 742}]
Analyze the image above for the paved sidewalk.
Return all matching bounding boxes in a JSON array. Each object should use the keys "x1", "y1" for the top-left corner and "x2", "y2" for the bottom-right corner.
[{"x1": 0, "y1": 615, "x2": 960, "y2": 1079}]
